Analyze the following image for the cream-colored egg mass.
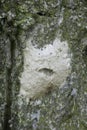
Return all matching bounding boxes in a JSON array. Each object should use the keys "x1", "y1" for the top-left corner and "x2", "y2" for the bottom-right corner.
[{"x1": 19, "y1": 37, "x2": 71, "y2": 99}]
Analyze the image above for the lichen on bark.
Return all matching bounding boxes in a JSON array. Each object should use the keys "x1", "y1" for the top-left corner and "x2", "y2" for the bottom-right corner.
[{"x1": 0, "y1": 0, "x2": 87, "y2": 130}]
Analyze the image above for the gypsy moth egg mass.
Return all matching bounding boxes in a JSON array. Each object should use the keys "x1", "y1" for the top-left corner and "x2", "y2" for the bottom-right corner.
[{"x1": 19, "y1": 37, "x2": 71, "y2": 99}]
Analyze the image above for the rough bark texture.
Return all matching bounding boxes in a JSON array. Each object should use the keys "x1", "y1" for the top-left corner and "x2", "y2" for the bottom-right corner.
[{"x1": 0, "y1": 0, "x2": 87, "y2": 130}]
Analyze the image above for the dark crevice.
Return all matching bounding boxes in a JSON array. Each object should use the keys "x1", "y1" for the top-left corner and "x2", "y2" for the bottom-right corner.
[
  {"x1": 36, "y1": 11, "x2": 47, "y2": 16},
  {"x1": 3, "y1": 69, "x2": 12, "y2": 130},
  {"x1": 3, "y1": 38, "x2": 15, "y2": 130}
]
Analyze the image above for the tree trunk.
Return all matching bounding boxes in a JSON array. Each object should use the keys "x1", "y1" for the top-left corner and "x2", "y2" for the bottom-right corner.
[{"x1": 0, "y1": 0, "x2": 87, "y2": 130}]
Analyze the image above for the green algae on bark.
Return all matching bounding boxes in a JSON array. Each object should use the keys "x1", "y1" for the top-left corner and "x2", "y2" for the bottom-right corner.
[{"x1": 0, "y1": 0, "x2": 87, "y2": 130}]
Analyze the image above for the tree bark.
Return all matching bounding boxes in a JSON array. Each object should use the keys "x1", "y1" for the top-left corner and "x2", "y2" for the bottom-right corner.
[{"x1": 0, "y1": 0, "x2": 87, "y2": 130}]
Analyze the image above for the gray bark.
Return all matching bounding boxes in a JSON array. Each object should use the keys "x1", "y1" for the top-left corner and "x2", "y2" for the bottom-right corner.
[{"x1": 0, "y1": 0, "x2": 87, "y2": 130}]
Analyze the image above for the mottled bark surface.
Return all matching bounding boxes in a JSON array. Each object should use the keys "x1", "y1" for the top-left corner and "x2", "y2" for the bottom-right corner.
[{"x1": 0, "y1": 0, "x2": 87, "y2": 130}]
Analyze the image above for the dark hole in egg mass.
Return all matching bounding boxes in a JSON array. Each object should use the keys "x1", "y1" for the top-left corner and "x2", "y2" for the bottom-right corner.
[{"x1": 38, "y1": 68, "x2": 54, "y2": 76}]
